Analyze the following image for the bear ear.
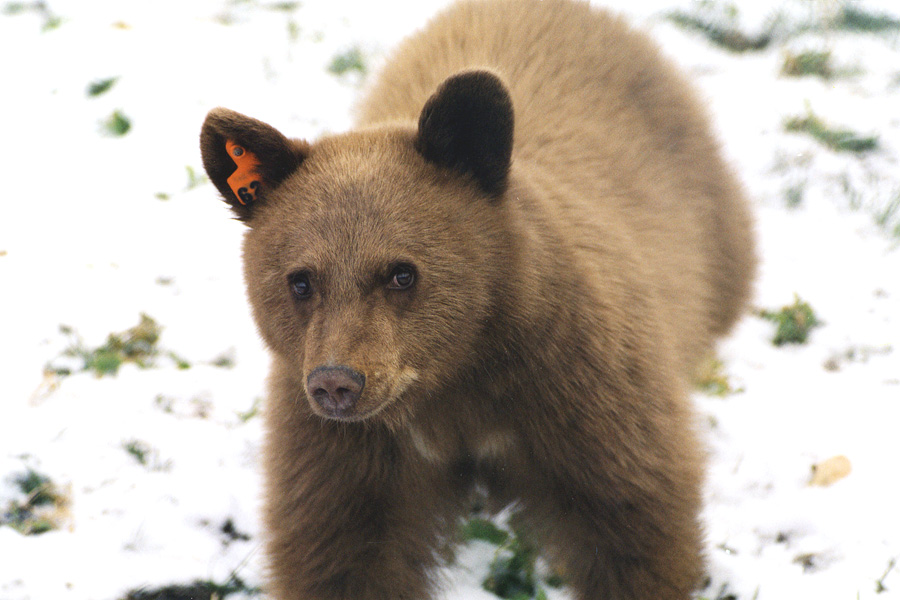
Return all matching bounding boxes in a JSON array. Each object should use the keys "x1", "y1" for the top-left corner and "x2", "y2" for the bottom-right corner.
[
  {"x1": 416, "y1": 69, "x2": 514, "y2": 198},
  {"x1": 200, "y1": 108, "x2": 308, "y2": 221}
]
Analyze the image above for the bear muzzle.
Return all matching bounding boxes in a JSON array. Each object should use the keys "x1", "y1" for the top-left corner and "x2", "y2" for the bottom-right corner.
[{"x1": 306, "y1": 365, "x2": 366, "y2": 420}]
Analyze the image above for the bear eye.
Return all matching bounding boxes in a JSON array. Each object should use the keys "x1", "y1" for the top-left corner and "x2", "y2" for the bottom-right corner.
[
  {"x1": 288, "y1": 271, "x2": 313, "y2": 299},
  {"x1": 387, "y1": 264, "x2": 416, "y2": 291}
]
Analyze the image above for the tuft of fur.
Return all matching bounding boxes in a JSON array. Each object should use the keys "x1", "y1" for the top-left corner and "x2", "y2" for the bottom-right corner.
[{"x1": 199, "y1": 1, "x2": 756, "y2": 599}]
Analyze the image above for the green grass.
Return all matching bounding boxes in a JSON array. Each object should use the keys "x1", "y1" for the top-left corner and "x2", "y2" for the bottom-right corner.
[
  {"x1": 694, "y1": 357, "x2": 738, "y2": 397},
  {"x1": 123, "y1": 440, "x2": 151, "y2": 466},
  {"x1": 49, "y1": 314, "x2": 166, "y2": 377},
  {"x1": 211, "y1": 349, "x2": 237, "y2": 369},
  {"x1": 87, "y1": 77, "x2": 118, "y2": 97},
  {"x1": 103, "y1": 110, "x2": 132, "y2": 137},
  {"x1": 697, "y1": 585, "x2": 739, "y2": 600},
  {"x1": 155, "y1": 165, "x2": 208, "y2": 202},
  {"x1": 876, "y1": 557, "x2": 896, "y2": 593},
  {"x1": 287, "y1": 19, "x2": 300, "y2": 42},
  {"x1": 666, "y1": 10, "x2": 771, "y2": 52},
  {"x1": 783, "y1": 182, "x2": 805, "y2": 209},
  {"x1": 185, "y1": 165, "x2": 208, "y2": 190},
  {"x1": 838, "y1": 172, "x2": 900, "y2": 238},
  {"x1": 784, "y1": 109, "x2": 878, "y2": 153},
  {"x1": 41, "y1": 13, "x2": 61, "y2": 31},
  {"x1": 1, "y1": 468, "x2": 67, "y2": 535},
  {"x1": 121, "y1": 575, "x2": 259, "y2": 600},
  {"x1": 483, "y1": 532, "x2": 540, "y2": 600},
  {"x1": 15, "y1": 469, "x2": 59, "y2": 507},
  {"x1": 459, "y1": 515, "x2": 563, "y2": 600},
  {"x1": 461, "y1": 517, "x2": 510, "y2": 545},
  {"x1": 838, "y1": 175, "x2": 900, "y2": 239},
  {"x1": 236, "y1": 397, "x2": 262, "y2": 423},
  {"x1": 328, "y1": 46, "x2": 367, "y2": 76},
  {"x1": 168, "y1": 351, "x2": 192, "y2": 370},
  {"x1": 874, "y1": 191, "x2": 900, "y2": 233},
  {"x1": 44, "y1": 315, "x2": 233, "y2": 380},
  {"x1": 266, "y1": 1, "x2": 299, "y2": 11},
  {"x1": 122, "y1": 439, "x2": 171, "y2": 470},
  {"x1": 4, "y1": 1, "x2": 63, "y2": 31},
  {"x1": 834, "y1": 6, "x2": 900, "y2": 33},
  {"x1": 154, "y1": 394, "x2": 175, "y2": 413},
  {"x1": 3, "y1": 504, "x2": 56, "y2": 535},
  {"x1": 781, "y1": 49, "x2": 833, "y2": 79},
  {"x1": 2, "y1": 2, "x2": 28, "y2": 14},
  {"x1": 759, "y1": 296, "x2": 822, "y2": 346}
]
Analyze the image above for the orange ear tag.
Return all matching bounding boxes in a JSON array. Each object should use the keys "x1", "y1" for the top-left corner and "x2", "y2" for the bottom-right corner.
[{"x1": 225, "y1": 140, "x2": 262, "y2": 205}]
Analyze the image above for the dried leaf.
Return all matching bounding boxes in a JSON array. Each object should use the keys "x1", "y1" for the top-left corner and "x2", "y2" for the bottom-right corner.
[{"x1": 810, "y1": 455, "x2": 852, "y2": 486}]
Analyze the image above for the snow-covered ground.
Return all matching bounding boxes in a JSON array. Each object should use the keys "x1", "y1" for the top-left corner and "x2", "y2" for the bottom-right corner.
[{"x1": 1, "y1": 1, "x2": 899, "y2": 599}]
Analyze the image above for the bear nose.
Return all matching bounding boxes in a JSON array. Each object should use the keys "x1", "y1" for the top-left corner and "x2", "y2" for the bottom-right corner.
[{"x1": 306, "y1": 366, "x2": 365, "y2": 418}]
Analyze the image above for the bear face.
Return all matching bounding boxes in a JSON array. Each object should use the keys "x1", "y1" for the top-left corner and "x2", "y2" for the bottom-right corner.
[{"x1": 245, "y1": 132, "x2": 511, "y2": 423}]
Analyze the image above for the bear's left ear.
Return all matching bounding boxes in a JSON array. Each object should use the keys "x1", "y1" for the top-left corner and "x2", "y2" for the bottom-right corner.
[
  {"x1": 200, "y1": 108, "x2": 308, "y2": 222},
  {"x1": 416, "y1": 69, "x2": 514, "y2": 198}
]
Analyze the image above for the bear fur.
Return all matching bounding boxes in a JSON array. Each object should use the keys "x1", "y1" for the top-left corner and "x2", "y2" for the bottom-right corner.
[{"x1": 199, "y1": 1, "x2": 756, "y2": 598}]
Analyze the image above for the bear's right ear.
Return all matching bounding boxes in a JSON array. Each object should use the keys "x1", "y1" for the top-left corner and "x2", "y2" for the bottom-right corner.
[
  {"x1": 416, "y1": 70, "x2": 514, "y2": 198},
  {"x1": 200, "y1": 108, "x2": 308, "y2": 221}
]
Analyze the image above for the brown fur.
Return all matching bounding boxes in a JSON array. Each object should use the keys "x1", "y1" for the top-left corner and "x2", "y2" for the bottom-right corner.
[{"x1": 199, "y1": 1, "x2": 756, "y2": 598}]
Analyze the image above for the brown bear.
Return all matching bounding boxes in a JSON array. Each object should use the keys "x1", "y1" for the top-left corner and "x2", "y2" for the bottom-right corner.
[{"x1": 199, "y1": 0, "x2": 756, "y2": 598}]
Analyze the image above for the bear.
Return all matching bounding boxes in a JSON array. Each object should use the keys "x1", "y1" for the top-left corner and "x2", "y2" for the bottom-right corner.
[{"x1": 199, "y1": 0, "x2": 756, "y2": 598}]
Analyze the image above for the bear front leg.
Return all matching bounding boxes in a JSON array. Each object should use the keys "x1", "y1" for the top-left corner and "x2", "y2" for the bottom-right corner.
[
  {"x1": 522, "y1": 423, "x2": 705, "y2": 599},
  {"x1": 538, "y1": 488, "x2": 705, "y2": 600},
  {"x1": 262, "y1": 418, "x2": 446, "y2": 600}
]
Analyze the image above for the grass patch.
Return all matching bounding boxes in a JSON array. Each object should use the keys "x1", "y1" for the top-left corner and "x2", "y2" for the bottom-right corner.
[
  {"x1": 154, "y1": 394, "x2": 175, "y2": 413},
  {"x1": 781, "y1": 49, "x2": 833, "y2": 79},
  {"x1": 102, "y1": 110, "x2": 132, "y2": 137},
  {"x1": 874, "y1": 191, "x2": 900, "y2": 233},
  {"x1": 87, "y1": 77, "x2": 118, "y2": 97},
  {"x1": 483, "y1": 531, "x2": 541, "y2": 600},
  {"x1": 876, "y1": 557, "x2": 896, "y2": 593},
  {"x1": 266, "y1": 1, "x2": 299, "y2": 11},
  {"x1": 694, "y1": 357, "x2": 737, "y2": 396},
  {"x1": 211, "y1": 349, "x2": 237, "y2": 369},
  {"x1": 461, "y1": 517, "x2": 510, "y2": 546},
  {"x1": 2, "y1": 2, "x2": 29, "y2": 14},
  {"x1": 122, "y1": 439, "x2": 171, "y2": 470},
  {"x1": 168, "y1": 350, "x2": 192, "y2": 370},
  {"x1": 14, "y1": 469, "x2": 59, "y2": 507},
  {"x1": 328, "y1": 46, "x2": 367, "y2": 76},
  {"x1": 3, "y1": 1, "x2": 61, "y2": 30},
  {"x1": 123, "y1": 439, "x2": 151, "y2": 465},
  {"x1": 236, "y1": 397, "x2": 262, "y2": 422},
  {"x1": 47, "y1": 314, "x2": 175, "y2": 377},
  {"x1": 287, "y1": 19, "x2": 300, "y2": 42},
  {"x1": 783, "y1": 181, "x2": 805, "y2": 209},
  {"x1": 219, "y1": 518, "x2": 251, "y2": 544},
  {"x1": 121, "y1": 575, "x2": 259, "y2": 600},
  {"x1": 834, "y1": 6, "x2": 900, "y2": 33},
  {"x1": 666, "y1": 10, "x2": 771, "y2": 52},
  {"x1": 2, "y1": 468, "x2": 67, "y2": 535},
  {"x1": 697, "y1": 583, "x2": 740, "y2": 600},
  {"x1": 837, "y1": 174, "x2": 900, "y2": 239},
  {"x1": 784, "y1": 108, "x2": 878, "y2": 153},
  {"x1": 185, "y1": 165, "x2": 208, "y2": 190},
  {"x1": 759, "y1": 295, "x2": 822, "y2": 346},
  {"x1": 459, "y1": 515, "x2": 562, "y2": 600},
  {"x1": 41, "y1": 13, "x2": 61, "y2": 31}
]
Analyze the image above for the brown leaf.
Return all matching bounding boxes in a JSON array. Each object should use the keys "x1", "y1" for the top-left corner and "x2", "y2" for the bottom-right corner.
[{"x1": 809, "y1": 455, "x2": 852, "y2": 486}]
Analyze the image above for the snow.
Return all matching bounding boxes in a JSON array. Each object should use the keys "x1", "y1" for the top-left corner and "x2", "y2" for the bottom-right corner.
[{"x1": 1, "y1": 1, "x2": 899, "y2": 599}]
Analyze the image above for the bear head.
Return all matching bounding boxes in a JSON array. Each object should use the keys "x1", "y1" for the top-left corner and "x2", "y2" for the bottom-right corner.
[{"x1": 200, "y1": 70, "x2": 517, "y2": 425}]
